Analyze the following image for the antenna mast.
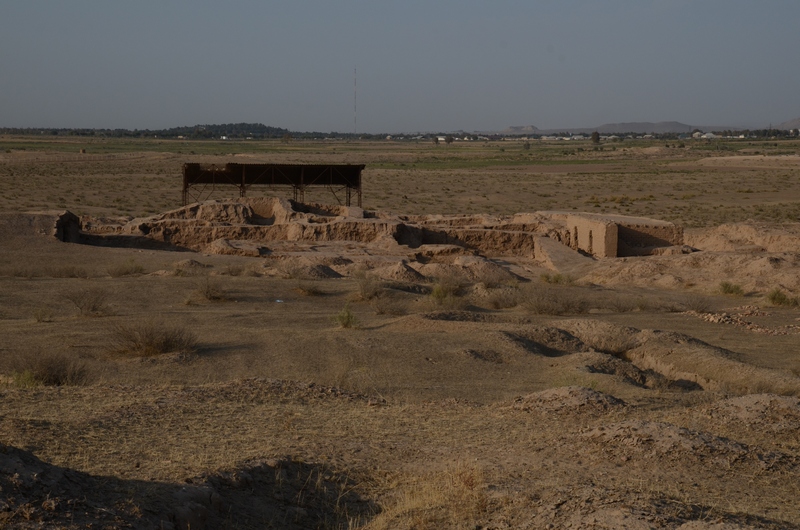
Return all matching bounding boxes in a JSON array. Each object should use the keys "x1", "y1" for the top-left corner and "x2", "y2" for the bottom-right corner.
[{"x1": 354, "y1": 67, "x2": 357, "y2": 136}]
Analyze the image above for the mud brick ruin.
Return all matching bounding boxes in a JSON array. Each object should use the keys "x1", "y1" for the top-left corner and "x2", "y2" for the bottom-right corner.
[{"x1": 540, "y1": 212, "x2": 684, "y2": 258}]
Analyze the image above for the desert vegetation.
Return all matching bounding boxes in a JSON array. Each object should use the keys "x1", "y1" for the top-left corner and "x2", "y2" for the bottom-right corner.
[{"x1": 1, "y1": 136, "x2": 800, "y2": 528}]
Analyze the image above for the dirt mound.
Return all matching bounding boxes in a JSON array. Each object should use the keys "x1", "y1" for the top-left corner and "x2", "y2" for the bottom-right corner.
[
  {"x1": 501, "y1": 327, "x2": 586, "y2": 356},
  {"x1": 685, "y1": 222, "x2": 800, "y2": 252},
  {"x1": 583, "y1": 246, "x2": 800, "y2": 293},
  {"x1": 191, "y1": 457, "x2": 375, "y2": 529},
  {"x1": 184, "y1": 378, "x2": 369, "y2": 404},
  {"x1": 557, "y1": 319, "x2": 642, "y2": 354},
  {"x1": 205, "y1": 238, "x2": 270, "y2": 257},
  {"x1": 627, "y1": 329, "x2": 800, "y2": 395},
  {"x1": 508, "y1": 386, "x2": 626, "y2": 413},
  {"x1": 422, "y1": 310, "x2": 497, "y2": 322},
  {"x1": 274, "y1": 258, "x2": 343, "y2": 279},
  {"x1": 0, "y1": 441, "x2": 374, "y2": 530},
  {"x1": 574, "y1": 350, "x2": 694, "y2": 390},
  {"x1": 552, "y1": 320, "x2": 800, "y2": 395},
  {"x1": 582, "y1": 420, "x2": 796, "y2": 473},
  {"x1": 371, "y1": 260, "x2": 426, "y2": 282},
  {"x1": 703, "y1": 394, "x2": 800, "y2": 431}
]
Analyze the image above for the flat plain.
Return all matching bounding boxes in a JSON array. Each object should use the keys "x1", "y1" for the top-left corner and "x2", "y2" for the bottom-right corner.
[{"x1": 2, "y1": 135, "x2": 800, "y2": 529}]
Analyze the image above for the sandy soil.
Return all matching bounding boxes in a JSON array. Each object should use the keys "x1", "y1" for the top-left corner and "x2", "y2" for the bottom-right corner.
[{"x1": 1, "y1": 138, "x2": 800, "y2": 529}]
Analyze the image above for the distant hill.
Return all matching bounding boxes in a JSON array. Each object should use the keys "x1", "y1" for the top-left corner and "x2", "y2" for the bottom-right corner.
[
  {"x1": 777, "y1": 117, "x2": 800, "y2": 130},
  {"x1": 592, "y1": 121, "x2": 694, "y2": 134},
  {"x1": 500, "y1": 121, "x2": 736, "y2": 135}
]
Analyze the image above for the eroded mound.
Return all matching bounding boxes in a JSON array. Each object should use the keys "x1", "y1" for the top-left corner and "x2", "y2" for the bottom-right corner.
[
  {"x1": 703, "y1": 394, "x2": 800, "y2": 431},
  {"x1": 582, "y1": 420, "x2": 797, "y2": 473},
  {"x1": 507, "y1": 386, "x2": 626, "y2": 413},
  {"x1": 0, "y1": 442, "x2": 374, "y2": 530}
]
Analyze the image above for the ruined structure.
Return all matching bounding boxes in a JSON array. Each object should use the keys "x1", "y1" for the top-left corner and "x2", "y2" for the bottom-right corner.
[
  {"x1": 76, "y1": 198, "x2": 688, "y2": 284},
  {"x1": 182, "y1": 163, "x2": 365, "y2": 207},
  {"x1": 540, "y1": 212, "x2": 684, "y2": 258}
]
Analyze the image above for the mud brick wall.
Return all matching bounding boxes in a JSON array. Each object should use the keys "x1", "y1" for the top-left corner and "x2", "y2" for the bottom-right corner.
[
  {"x1": 566, "y1": 215, "x2": 618, "y2": 258},
  {"x1": 617, "y1": 224, "x2": 683, "y2": 250}
]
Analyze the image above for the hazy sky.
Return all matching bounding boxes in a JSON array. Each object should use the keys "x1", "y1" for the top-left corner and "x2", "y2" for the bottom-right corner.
[{"x1": 2, "y1": 1, "x2": 798, "y2": 133}]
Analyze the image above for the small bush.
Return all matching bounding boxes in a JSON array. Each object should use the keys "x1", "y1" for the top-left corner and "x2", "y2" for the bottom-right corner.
[
  {"x1": 32, "y1": 307, "x2": 54, "y2": 323},
  {"x1": 767, "y1": 288, "x2": 799, "y2": 307},
  {"x1": 221, "y1": 264, "x2": 244, "y2": 276},
  {"x1": 111, "y1": 321, "x2": 199, "y2": 357},
  {"x1": 371, "y1": 297, "x2": 408, "y2": 316},
  {"x1": 355, "y1": 274, "x2": 383, "y2": 301},
  {"x1": 523, "y1": 285, "x2": 588, "y2": 315},
  {"x1": 477, "y1": 268, "x2": 512, "y2": 289},
  {"x1": 430, "y1": 272, "x2": 465, "y2": 306},
  {"x1": 682, "y1": 294, "x2": 712, "y2": 313},
  {"x1": 64, "y1": 288, "x2": 109, "y2": 316},
  {"x1": 195, "y1": 278, "x2": 228, "y2": 302},
  {"x1": 47, "y1": 265, "x2": 90, "y2": 279},
  {"x1": 276, "y1": 261, "x2": 306, "y2": 280},
  {"x1": 9, "y1": 352, "x2": 92, "y2": 387},
  {"x1": 295, "y1": 280, "x2": 324, "y2": 296},
  {"x1": 107, "y1": 259, "x2": 145, "y2": 278},
  {"x1": 334, "y1": 303, "x2": 359, "y2": 329},
  {"x1": 540, "y1": 273, "x2": 574, "y2": 285},
  {"x1": 603, "y1": 294, "x2": 637, "y2": 313},
  {"x1": 485, "y1": 289, "x2": 519, "y2": 309},
  {"x1": 10, "y1": 266, "x2": 43, "y2": 279},
  {"x1": 719, "y1": 281, "x2": 744, "y2": 296}
]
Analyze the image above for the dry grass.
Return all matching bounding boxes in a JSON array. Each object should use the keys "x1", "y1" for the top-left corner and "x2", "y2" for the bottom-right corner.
[
  {"x1": 295, "y1": 280, "x2": 325, "y2": 296},
  {"x1": 681, "y1": 293, "x2": 712, "y2": 313},
  {"x1": 371, "y1": 296, "x2": 408, "y2": 316},
  {"x1": 484, "y1": 288, "x2": 520, "y2": 309},
  {"x1": 194, "y1": 277, "x2": 229, "y2": 302},
  {"x1": 7, "y1": 351, "x2": 92, "y2": 387},
  {"x1": 31, "y1": 306, "x2": 54, "y2": 323},
  {"x1": 522, "y1": 284, "x2": 588, "y2": 315},
  {"x1": 47, "y1": 265, "x2": 90, "y2": 279},
  {"x1": 110, "y1": 321, "x2": 199, "y2": 357},
  {"x1": 368, "y1": 462, "x2": 487, "y2": 529},
  {"x1": 477, "y1": 268, "x2": 513, "y2": 289},
  {"x1": 107, "y1": 259, "x2": 145, "y2": 278},
  {"x1": 355, "y1": 273, "x2": 384, "y2": 301},
  {"x1": 64, "y1": 287, "x2": 110, "y2": 316}
]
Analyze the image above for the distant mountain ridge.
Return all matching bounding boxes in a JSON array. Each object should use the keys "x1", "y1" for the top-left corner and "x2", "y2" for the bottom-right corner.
[
  {"x1": 501, "y1": 117, "x2": 800, "y2": 135},
  {"x1": 777, "y1": 117, "x2": 800, "y2": 130},
  {"x1": 502, "y1": 121, "x2": 727, "y2": 135}
]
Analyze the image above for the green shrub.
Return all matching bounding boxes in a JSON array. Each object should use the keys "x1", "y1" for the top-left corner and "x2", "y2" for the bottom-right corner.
[
  {"x1": 334, "y1": 303, "x2": 359, "y2": 329},
  {"x1": 540, "y1": 273, "x2": 574, "y2": 285},
  {"x1": 767, "y1": 288, "x2": 799, "y2": 307},
  {"x1": 32, "y1": 307, "x2": 54, "y2": 323},
  {"x1": 719, "y1": 281, "x2": 744, "y2": 296},
  {"x1": 355, "y1": 274, "x2": 383, "y2": 301},
  {"x1": 430, "y1": 272, "x2": 465, "y2": 305}
]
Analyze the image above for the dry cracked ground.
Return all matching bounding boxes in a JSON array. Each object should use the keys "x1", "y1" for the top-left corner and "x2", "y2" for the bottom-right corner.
[{"x1": 1, "y1": 138, "x2": 800, "y2": 529}]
